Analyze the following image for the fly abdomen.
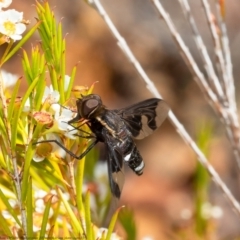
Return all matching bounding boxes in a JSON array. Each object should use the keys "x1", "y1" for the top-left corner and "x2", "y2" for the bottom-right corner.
[{"x1": 123, "y1": 140, "x2": 145, "y2": 175}]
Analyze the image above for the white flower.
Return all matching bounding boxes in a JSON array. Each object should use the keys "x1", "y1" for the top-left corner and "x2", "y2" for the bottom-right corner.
[
  {"x1": 50, "y1": 190, "x2": 70, "y2": 201},
  {"x1": 23, "y1": 98, "x2": 30, "y2": 112},
  {"x1": 201, "y1": 202, "x2": 223, "y2": 219},
  {"x1": 93, "y1": 162, "x2": 109, "y2": 200},
  {"x1": 42, "y1": 85, "x2": 60, "y2": 104},
  {"x1": 94, "y1": 161, "x2": 108, "y2": 180},
  {"x1": 34, "y1": 189, "x2": 47, "y2": 199},
  {"x1": 0, "y1": 9, "x2": 26, "y2": 41},
  {"x1": 35, "y1": 198, "x2": 54, "y2": 217},
  {"x1": 0, "y1": 0, "x2": 12, "y2": 10},
  {"x1": 95, "y1": 228, "x2": 121, "y2": 240},
  {"x1": 33, "y1": 222, "x2": 50, "y2": 232},
  {"x1": 142, "y1": 237, "x2": 154, "y2": 240},
  {"x1": 35, "y1": 198, "x2": 45, "y2": 213},
  {"x1": 33, "y1": 133, "x2": 66, "y2": 162},
  {"x1": 51, "y1": 103, "x2": 78, "y2": 139},
  {"x1": 1, "y1": 70, "x2": 18, "y2": 90},
  {"x1": 64, "y1": 75, "x2": 70, "y2": 92},
  {"x1": 8, "y1": 198, "x2": 17, "y2": 208},
  {"x1": 2, "y1": 210, "x2": 13, "y2": 219},
  {"x1": 2, "y1": 209, "x2": 19, "y2": 224}
]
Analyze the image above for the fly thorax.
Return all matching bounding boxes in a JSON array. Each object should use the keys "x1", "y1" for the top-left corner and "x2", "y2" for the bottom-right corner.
[{"x1": 95, "y1": 116, "x2": 118, "y2": 138}]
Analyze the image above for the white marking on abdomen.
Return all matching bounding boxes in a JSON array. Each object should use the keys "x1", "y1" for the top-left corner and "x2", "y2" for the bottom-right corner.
[
  {"x1": 124, "y1": 153, "x2": 131, "y2": 162},
  {"x1": 135, "y1": 161, "x2": 144, "y2": 173}
]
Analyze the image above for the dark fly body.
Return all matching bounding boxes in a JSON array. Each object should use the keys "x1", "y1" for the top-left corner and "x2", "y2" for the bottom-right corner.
[{"x1": 67, "y1": 94, "x2": 169, "y2": 198}]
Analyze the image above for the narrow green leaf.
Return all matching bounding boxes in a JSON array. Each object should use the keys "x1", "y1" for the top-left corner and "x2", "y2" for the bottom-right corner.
[
  {"x1": 194, "y1": 122, "x2": 212, "y2": 236},
  {"x1": 87, "y1": 81, "x2": 98, "y2": 94},
  {"x1": 32, "y1": 48, "x2": 40, "y2": 78},
  {"x1": 29, "y1": 168, "x2": 49, "y2": 192},
  {"x1": 11, "y1": 76, "x2": 40, "y2": 149},
  {"x1": 92, "y1": 224, "x2": 96, "y2": 240},
  {"x1": 21, "y1": 144, "x2": 35, "y2": 201},
  {"x1": 0, "y1": 189, "x2": 21, "y2": 227},
  {"x1": 0, "y1": 138, "x2": 7, "y2": 168},
  {"x1": 44, "y1": 2, "x2": 53, "y2": 32},
  {"x1": 53, "y1": 35, "x2": 60, "y2": 68},
  {"x1": 0, "y1": 40, "x2": 14, "y2": 66},
  {"x1": 58, "y1": 75, "x2": 65, "y2": 104},
  {"x1": 39, "y1": 13, "x2": 51, "y2": 39},
  {"x1": 57, "y1": 187, "x2": 83, "y2": 235},
  {"x1": 57, "y1": 22, "x2": 63, "y2": 56},
  {"x1": 84, "y1": 191, "x2": 93, "y2": 240},
  {"x1": 65, "y1": 65, "x2": 77, "y2": 100},
  {"x1": 47, "y1": 225, "x2": 55, "y2": 239},
  {"x1": 106, "y1": 206, "x2": 124, "y2": 240},
  {"x1": 50, "y1": 67, "x2": 58, "y2": 91},
  {"x1": 34, "y1": 71, "x2": 46, "y2": 110},
  {"x1": 21, "y1": 112, "x2": 45, "y2": 201},
  {"x1": 99, "y1": 231, "x2": 106, "y2": 240},
  {"x1": 119, "y1": 208, "x2": 136, "y2": 240},
  {"x1": 49, "y1": 200, "x2": 61, "y2": 233},
  {"x1": 60, "y1": 39, "x2": 66, "y2": 102},
  {"x1": 76, "y1": 156, "x2": 85, "y2": 214},
  {"x1": 36, "y1": 0, "x2": 45, "y2": 13},
  {"x1": 0, "y1": 212, "x2": 13, "y2": 236},
  {"x1": 7, "y1": 78, "x2": 21, "y2": 121},
  {"x1": 50, "y1": 14, "x2": 56, "y2": 41},
  {"x1": 39, "y1": 195, "x2": 53, "y2": 239},
  {"x1": 22, "y1": 49, "x2": 32, "y2": 85},
  {"x1": 38, "y1": 28, "x2": 52, "y2": 59}
]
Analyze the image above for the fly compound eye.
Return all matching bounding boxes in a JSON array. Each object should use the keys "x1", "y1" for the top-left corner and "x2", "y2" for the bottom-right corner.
[
  {"x1": 82, "y1": 98, "x2": 99, "y2": 117},
  {"x1": 87, "y1": 99, "x2": 99, "y2": 109}
]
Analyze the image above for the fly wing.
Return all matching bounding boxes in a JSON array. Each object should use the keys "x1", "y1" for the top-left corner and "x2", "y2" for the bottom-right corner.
[
  {"x1": 105, "y1": 134, "x2": 125, "y2": 199},
  {"x1": 115, "y1": 98, "x2": 169, "y2": 139}
]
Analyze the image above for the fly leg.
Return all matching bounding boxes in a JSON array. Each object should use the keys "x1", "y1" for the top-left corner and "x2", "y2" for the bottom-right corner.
[{"x1": 33, "y1": 139, "x2": 99, "y2": 160}]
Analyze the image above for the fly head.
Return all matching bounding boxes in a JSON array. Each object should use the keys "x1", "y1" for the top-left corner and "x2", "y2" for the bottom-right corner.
[{"x1": 81, "y1": 94, "x2": 104, "y2": 118}]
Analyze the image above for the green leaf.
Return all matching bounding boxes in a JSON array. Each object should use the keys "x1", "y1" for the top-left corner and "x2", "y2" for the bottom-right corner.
[
  {"x1": 84, "y1": 191, "x2": 93, "y2": 240},
  {"x1": 58, "y1": 75, "x2": 65, "y2": 104},
  {"x1": 22, "y1": 49, "x2": 32, "y2": 85},
  {"x1": 119, "y1": 208, "x2": 136, "y2": 240},
  {"x1": 65, "y1": 65, "x2": 77, "y2": 100},
  {"x1": 194, "y1": 122, "x2": 213, "y2": 236},
  {"x1": 57, "y1": 22, "x2": 63, "y2": 58},
  {"x1": 34, "y1": 72, "x2": 46, "y2": 111},
  {"x1": 7, "y1": 78, "x2": 21, "y2": 122},
  {"x1": 106, "y1": 206, "x2": 124, "y2": 240},
  {"x1": 35, "y1": 1, "x2": 45, "y2": 15},
  {"x1": 0, "y1": 40, "x2": 14, "y2": 66},
  {"x1": 39, "y1": 195, "x2": 53, "y2": 239},
  {"x1": 76, "y1": 156, "x2": 86, "y2": 214},
  {"x1": 0, "y1": 189, "x2": 21, "y2": 227},
  {"x1": 21, "y1": 144, "x2": 35, "y2": 201},
  {"x1": 50, "y1": 66, "x2": 58, "y2": 91},
  {"x1": 11, "y1": 75, "x2": 40, "y2": 149},
  {"x1": 57, "y1": 187, "x2": 83, "y2": 235},
  {"x1": 21, "y1": 117, "x2": 45, "y2": 201},
  {"x1": 0, "y1": 211, "x2": 13, "y2": 236},
  {"x1": 29, "y1": 167, "x2": 49, "y2": 192}
]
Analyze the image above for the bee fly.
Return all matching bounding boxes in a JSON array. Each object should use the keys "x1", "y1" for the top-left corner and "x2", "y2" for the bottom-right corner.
[
  {"x1": 42, "y1": 94, "x2": 169, "y2": 198},
  {"x1": 70, "y1": 94, "x2": 169, "y2": 198}
]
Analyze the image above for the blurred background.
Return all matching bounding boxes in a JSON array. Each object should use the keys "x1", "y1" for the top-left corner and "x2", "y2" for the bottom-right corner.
[{"x1": 5, "y1": 0, "x2": 240, "y2": 239}]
